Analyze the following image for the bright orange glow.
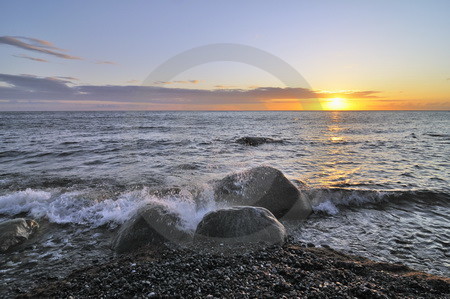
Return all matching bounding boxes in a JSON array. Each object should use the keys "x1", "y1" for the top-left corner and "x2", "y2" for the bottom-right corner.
[
  {"x1": 264, "y1": 99, "x2": 304, "y2": 110},
  {"x1": 323, "y1": 97, "x2": 350, "y2": 110}
]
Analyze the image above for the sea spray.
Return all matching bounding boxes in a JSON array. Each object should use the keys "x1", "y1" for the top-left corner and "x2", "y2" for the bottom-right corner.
[{"x1": 0, "y1": 185, "x2": 222, "y2": 231}]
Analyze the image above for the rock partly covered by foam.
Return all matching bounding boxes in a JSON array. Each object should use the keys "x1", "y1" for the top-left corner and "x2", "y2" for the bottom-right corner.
[
  {"x1": 235, "y1": 137, "x2": 283, "y2": 146},
  {"x1": 215, "y1": 166, "x2": 312, "y2": 220},
  {"x1": 112, "y1": 203, "x2": 191, "y2": 253},
  {"x1": 194, "y1": 206, "x2": 286, "y2": 245},
  {"x1": 0, "y1": 218, "x2": 39, "y2": 253}
]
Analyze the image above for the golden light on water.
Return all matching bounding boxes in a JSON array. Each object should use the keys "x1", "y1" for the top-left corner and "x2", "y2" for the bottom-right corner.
[{"x1": 330, "y1": 136, "x2": 344, "y2": 142}]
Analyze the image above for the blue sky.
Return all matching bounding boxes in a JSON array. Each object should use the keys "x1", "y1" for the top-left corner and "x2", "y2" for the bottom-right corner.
[{"x1": 1, "y1": 0, "x2": 449, "y2": 110}]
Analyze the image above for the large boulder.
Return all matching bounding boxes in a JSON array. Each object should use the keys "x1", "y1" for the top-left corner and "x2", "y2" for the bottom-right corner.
[
  {"x1": 214, "y1": 166, "x2": 312, "y2": 220},
  {"x1": 194, "y1": 206, "x2": 286, "y2": 245},
  {"x1": 236, "y1": 137, "x2": 283, "y2": 146},
  {"x1": 112, "y1": 203, "x2": 191, "y2": 253},
  {"x1": 0, "y1": 218, "x2": 39, "y2": 253}
]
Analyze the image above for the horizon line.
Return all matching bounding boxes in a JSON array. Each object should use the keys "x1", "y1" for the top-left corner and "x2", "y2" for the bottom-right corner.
[{"x1": 1, "y1": 109, "x2": 449, "y2": 112}]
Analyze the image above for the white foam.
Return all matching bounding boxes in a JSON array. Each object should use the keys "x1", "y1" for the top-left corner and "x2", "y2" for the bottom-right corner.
[
  {"x1": 0, "y1": 187, "x2": 220, "y2": 230},
  {"x1": 0, "y1": 189, "x2": 52, "y2": 216},
  {"x1": 313, "y1": 200, "x2": 339, "y2": 215},
  {"x1": 138, "y1": 185, "x2": 220, "y2": 232},
  {"x1": 0, "y1": 188, "x2": 148, "y2": 227}
]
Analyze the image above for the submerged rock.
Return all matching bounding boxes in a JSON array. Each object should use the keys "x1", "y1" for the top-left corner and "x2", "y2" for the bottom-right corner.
[
  {"x1": 235, "y1": 137, "x2": 283, "y2": 146},
  {"x1": 112, "y1": 203, "x2": 191, "y2": 253},
  {"x1": 214, "y1": 166, "x2": 312, "y2": 220},
  {"x1": 194, "y1": 206, "x2": 286, "y2": 245},
  {"x1": 0, "y1": 218, "x2": 39, "y2": 253}
]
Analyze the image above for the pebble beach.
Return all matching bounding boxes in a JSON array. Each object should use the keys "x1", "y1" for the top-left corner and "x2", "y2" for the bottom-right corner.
[{"x1": 20, "y1": 240, "x2": 450, "y2": 298}]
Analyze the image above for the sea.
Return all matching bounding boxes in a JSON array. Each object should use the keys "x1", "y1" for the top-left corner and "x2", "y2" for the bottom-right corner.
[{"x1": 0, "y1": 111, "x2": 449, "y2": 292}]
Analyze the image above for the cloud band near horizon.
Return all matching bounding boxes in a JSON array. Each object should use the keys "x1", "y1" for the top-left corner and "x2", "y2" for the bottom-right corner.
[{"x1": 0, "y1": 73, "x2": 381, "y2": 108}]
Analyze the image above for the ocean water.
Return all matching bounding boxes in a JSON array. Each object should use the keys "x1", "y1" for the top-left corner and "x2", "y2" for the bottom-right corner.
[{"x1": 0, "y1": 111, "x2": 449, "y2": 290}]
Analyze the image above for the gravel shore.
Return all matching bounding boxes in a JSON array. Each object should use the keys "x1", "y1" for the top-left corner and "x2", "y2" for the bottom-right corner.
[{"x1": 20, "y1": 240, "x2": 449, "y2": 298}]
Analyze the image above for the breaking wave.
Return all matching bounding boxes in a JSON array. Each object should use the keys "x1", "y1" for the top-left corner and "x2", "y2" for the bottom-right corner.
[
  {"x1": 1, "y1": 185, "x2": 448, "y2": 228},
  {"x1": 0, "y1": 187, "x2": 220, "y2": 231},
  {"x1": 308, "y1": 188, "x2": 449, "y2": 215}
]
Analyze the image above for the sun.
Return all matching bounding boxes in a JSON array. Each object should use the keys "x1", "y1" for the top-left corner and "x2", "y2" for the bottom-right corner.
[{"x1": 324, "y1": 97, "x2": 349, "y2": 110}]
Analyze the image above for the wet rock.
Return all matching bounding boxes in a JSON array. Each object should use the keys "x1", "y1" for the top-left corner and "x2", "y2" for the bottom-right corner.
[
  {"x1": 0, "y1": 218, "x2": 39, "y2": 253},
  {"x1": 112, "y1": 203, "x2": 191, "y2": 253},
  {"x1": 214, "y1": 166, "x2": 312, "y2": 219},
  {"x1": 235, "y1": 137, "x2": 283, "y2": 146},
  {"x1": 194, "y1": 206, "x2": 286, "y2": 245}
]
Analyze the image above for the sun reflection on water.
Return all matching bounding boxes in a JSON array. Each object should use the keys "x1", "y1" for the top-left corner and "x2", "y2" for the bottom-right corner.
[
  {"x1": 310, "y1": 111, "x2": 362, "y2": 187},
  {"x1": 330, "y1": 136, "x2": 344, "y2": 142}
]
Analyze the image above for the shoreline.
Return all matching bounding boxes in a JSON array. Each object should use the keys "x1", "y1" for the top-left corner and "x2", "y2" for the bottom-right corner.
[{"x1": 19, "y1": 240, "x2": 449, "y2": 298}]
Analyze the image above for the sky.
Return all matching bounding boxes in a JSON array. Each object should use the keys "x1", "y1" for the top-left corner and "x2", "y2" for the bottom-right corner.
[{"x1": 1, "y1": 0, "x2": 449, "y2": 111}]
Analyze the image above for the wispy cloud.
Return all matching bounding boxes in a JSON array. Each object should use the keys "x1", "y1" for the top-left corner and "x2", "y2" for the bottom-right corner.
[
  {"x1": 0, "y1": 73, "x2": 382, "y2": 109},
  {"x1": 12, "y1": 54, "x2": 48, "y2": 62},
  {"x1": 215, "y1": 85, "x2": 236, "y2": 89},
  {"x1": 126, "y1": 79, "x2": 141, "y2": 84},
  {"x1": 95, "y1": 60, "x2": 116, "y2": 65},
  {"x1": 154, "y1": 80, "x2": 200, "y2": 85},
  {"x1": 15, "y1": 74, "x2": 79, "y2": 84},
  {"x1": 0, "y1": 36, "x2": 82, "y2": 60},
  {"x1": 316, "y1": 90, "x2": 381, "y2": 99},
  {"x1": 54, "y1": 76, "x2": 79, "y2": 81}
]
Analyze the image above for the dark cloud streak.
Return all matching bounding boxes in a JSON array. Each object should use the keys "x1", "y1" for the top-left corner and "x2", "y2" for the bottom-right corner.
[
  {"x1": 0, "y1": 36, "x2": 82, "y2": 60},
  {"x1": 12, "y1": 54, "x2": 48, "y2": 62}
]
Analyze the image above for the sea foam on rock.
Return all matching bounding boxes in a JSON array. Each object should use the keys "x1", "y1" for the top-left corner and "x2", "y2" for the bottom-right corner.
[
  {"x1": 214, "y1": 166, "x2": 312, "y2": 220},
  {"x1": 194, "y1": 206, "x2": 286, "y2": 245},
  {"x1": 112, "y1": 203, "x2": 192, "y2": 253},
  {"x1": 0, "y1": 218, "x2": 39, "y2": 253}
]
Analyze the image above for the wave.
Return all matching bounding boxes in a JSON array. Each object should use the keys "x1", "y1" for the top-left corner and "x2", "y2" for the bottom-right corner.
[
  {"x1": 0, "y1": 187, "x2": 219, "y2": 231},
  {"x1": 424, "y1": 133, "x2": 450, "y2": 139},
  {"x1": 309, "y1": 188, "x2": 450, "y2": 215},
  {"x1": 1, "y1": 183, "x2": 448, "y2": 229},
  {"x1": 0, "y1": 150, "x2": 29, "y2": 158}
]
